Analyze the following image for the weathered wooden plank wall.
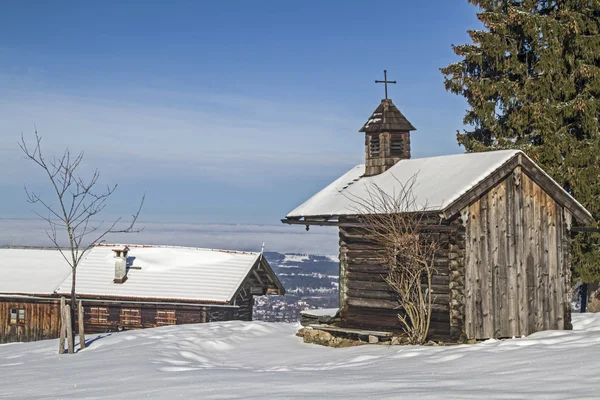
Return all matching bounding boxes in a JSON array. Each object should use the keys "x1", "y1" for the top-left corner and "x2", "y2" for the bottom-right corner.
[
  {"x1": 0, "y1": 299, "x2": 61, "y2": 343},
  {"x1": 463, "y1": 170, "x2": 570, "y2": 339}
]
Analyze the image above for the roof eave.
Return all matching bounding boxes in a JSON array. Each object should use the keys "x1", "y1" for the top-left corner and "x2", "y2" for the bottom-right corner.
[
  {"x1": 440, "y1": 152, "x2": 595, "y2": 226},
  {"x1": 54, "y1": 292, "x2": 232, "y2": 305}
]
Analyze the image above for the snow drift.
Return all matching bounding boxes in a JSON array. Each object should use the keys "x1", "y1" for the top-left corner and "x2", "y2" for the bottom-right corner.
[{"x1": 1, "y1": 314, "x2": 600, "y2": 399}]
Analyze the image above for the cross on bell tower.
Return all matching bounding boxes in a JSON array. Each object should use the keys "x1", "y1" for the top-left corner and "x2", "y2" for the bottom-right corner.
[
  {"x1": 359, "y1": 69, "x2": 416, "y2": 177},
  {"x1": 375, "y1": 69, "x2": 396, "y2": 100}
]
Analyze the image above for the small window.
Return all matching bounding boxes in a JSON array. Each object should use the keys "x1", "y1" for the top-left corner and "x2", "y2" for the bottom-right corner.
[
  {"x1": 120, "y1": 308, "x2": 141, "y2": 326},
  {"x1": 369, "y1": 135, "x2": 381, "y2": 158},
  {"x1": 156, "y1": 310, "x2": 176, "y2": 326},
  {"x1": 9, "y1": 308, "x2": 25, "y2": 325},
  {"x1": 89, "y1": 307, "x2": 109, "y2": 324}
]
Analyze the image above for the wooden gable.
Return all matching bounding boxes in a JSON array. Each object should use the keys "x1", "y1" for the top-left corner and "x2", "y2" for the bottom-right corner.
[{"x1": 442, "y1": 153, "x2": 593, "y2": 226}]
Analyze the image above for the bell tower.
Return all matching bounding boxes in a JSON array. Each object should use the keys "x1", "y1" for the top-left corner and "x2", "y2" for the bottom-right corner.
[{"x1": 359, "y1": 70, "x2": 416, "y2": 177}]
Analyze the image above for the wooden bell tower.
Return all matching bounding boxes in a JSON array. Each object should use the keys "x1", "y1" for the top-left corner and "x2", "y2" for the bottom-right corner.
[{"x1": 360, "y1": 70, "x2": 416, "y2": 177}]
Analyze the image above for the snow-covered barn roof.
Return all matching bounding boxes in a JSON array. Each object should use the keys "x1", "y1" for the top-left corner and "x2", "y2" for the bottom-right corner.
[
  {"x1": 0, "y1": 248, "x2": 71, "y2": 295},
  {"x1": 0, "y1": 245, "x2": 284, "y2": 303},
  {"x1": 284, "y1": 150, "x2": 593, "y2": 225}
]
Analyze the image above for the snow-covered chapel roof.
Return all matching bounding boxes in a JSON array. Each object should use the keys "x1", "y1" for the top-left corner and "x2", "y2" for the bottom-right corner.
[{"x1": 284, "y1": 150, "x2": 593, "y2": 225}]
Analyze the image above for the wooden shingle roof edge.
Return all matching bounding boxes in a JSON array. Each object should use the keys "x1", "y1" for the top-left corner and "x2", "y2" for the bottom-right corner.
[
  {"x1": 359, "y1": 99, "x2": 416, "y2": 133},
  {"x1": 440, "y1": 151, "x2": 594, "y2": 226}
]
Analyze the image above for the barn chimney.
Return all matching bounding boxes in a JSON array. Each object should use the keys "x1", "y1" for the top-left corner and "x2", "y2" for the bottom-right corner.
[
  {"x1": 359, "y1": 99, "x2": 416, "y2": 177},
  {"x1": 113, "y1": 246, "x2": 129, "y2": 284}
]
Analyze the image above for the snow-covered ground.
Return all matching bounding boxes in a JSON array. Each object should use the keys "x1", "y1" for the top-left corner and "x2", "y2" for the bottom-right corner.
[{"x1": 2, "y1": 314, "x2": 600, "y2": 399}]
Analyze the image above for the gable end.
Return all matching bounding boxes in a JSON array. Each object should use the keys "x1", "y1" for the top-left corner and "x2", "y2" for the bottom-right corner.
[{"x1": 441, "y1": 153, "x2": 594, "y2": 226}]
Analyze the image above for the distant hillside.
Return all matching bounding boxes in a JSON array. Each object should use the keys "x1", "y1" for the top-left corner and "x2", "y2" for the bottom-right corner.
[{"x1": 254, "y1": 252, "x2": 339, "y2": 322}]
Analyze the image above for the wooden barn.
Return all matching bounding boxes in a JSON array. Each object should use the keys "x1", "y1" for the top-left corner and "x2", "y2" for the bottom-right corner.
[
  {"x1": 0, "y1": 244, "x2": 284, "y2": 343},
  {"x1": 282, "y1": 98, "x2": 594, "y2": 342}
]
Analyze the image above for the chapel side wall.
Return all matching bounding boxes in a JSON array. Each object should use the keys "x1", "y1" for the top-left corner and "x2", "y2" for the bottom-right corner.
[
  {"x1": 448, "y1": 218, "x2": 467, "y2": 342},
  {"x1": 338, "y1": 215, "x2": 455, "y2": 341},
  {"x1": 463, "y1": 168, "x2": 569, "y2": 339},
  {"x1": 0, "y1": 298, "x2": 61, "y2": 344}
]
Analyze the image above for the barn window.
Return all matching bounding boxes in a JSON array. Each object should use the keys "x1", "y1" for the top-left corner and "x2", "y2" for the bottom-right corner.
[
  {"x1": 89, "y1": 307, "x2": 109, "y2": 324},
  {"x1": 369, "y1": 135, "x2": 380, "y2": 158},
  {"x1": 9, "y1": 308, "x2": 25, "y2": 325},
  {"x1": 156, "y1": 310, "x2": 177, "y2": 326},
  {"x1": 120, "y1": 308, "x2": 141, "y2": 326}
]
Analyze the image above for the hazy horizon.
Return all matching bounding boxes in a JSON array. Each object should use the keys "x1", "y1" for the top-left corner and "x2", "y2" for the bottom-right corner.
[{"x1": 0, "y1": 218, "x2": 339, "y2": 255}]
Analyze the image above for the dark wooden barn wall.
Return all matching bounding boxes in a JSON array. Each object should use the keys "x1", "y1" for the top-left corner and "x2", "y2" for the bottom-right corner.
[
  {"x1": 76, "y1": 302, "x2": 226, "y2": 334},
  {"x1": 0, "y1": 299, "x2": 61, "y2": 343},
  {"x1": 463, "y1": 168, "x2": 571, "y2": 339},
  {"x1": 1, "y1": 298, "x2": 254, "y2": 343},
  {"x1": 338, "y1": 217, "x2": 463, "y2": 341},
  {"x1": 77, "y1": 298, "x2": 260, "y2": 335}
]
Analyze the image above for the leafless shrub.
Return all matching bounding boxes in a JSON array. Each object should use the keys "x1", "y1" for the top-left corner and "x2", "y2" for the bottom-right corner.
[{"x1": 345, "y1": 174, "x2": 439, "y2": 344}]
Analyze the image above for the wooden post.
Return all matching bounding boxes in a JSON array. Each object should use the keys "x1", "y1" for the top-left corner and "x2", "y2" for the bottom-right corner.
[
  {"x1": 78, "y1": 300, "x2": 86, "y2": 350},
  {"x1": 65, "y1": 304, "x2": 74, "y2": 354},
  {"x1": 581, "y1": 284, "x2": 588, "y2": 313},
  {"x1": 59, "y1": 297, "x2": 66, "y2": 354}
]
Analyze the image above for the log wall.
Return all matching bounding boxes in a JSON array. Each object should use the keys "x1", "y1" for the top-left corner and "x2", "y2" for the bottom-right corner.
[
  {"x1": 0, "y1": 298, "x2": 61, "y2": 343},
  {"x1": 463, "y1": 168, "x2": 572, "y2": 339},
  {"x1": 338, "y1": 216, "x2": 463, "y2": 341}
]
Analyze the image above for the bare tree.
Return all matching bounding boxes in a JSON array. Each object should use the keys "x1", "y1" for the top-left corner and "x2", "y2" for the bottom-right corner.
[
  {"x1": 19, "y1": 129, "x2": 144, "y2": 350},
  {"x1": 346, "y1": 174, "x2": 439, "y2": 344}
]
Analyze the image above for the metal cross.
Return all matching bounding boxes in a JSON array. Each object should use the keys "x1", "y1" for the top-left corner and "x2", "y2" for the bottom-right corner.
[{"x1": 375, "y1": 69, "x2": 396, "y2": 100}]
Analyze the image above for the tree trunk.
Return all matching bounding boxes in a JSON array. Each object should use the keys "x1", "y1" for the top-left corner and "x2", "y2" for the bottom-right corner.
[
  {"x1": 78, "y1": 300, "x2": 86, "y2": 350},
  {"x1": 65, "y1": 304, "x2": 74, "y2": 354},
  {"x1": 70, "y1": 267, "x2": 77, "y2": 351},
  {"x1": 59, "y1": 297, "x2": 66, "y2": 354}
]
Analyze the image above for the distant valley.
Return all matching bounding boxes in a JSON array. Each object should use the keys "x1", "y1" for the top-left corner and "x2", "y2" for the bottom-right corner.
[{"x1": 254, "y1": 252, "x2": 339, "y2": 322}]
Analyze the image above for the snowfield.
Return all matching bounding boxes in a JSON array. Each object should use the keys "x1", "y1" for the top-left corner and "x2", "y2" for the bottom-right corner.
[{"x1": 2, "y1": 314, "x2": 600, "y2": 399}]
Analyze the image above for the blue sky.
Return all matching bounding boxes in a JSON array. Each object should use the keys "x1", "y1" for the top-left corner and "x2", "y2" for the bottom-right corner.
[{"x1": 0, "y1": 1, "x2": 481, "y2": 234}]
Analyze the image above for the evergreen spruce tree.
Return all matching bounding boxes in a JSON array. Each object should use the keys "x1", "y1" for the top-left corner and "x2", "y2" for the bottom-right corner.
[{"x1": 441, "y1": 0, "x2": 600, "y2": 283}]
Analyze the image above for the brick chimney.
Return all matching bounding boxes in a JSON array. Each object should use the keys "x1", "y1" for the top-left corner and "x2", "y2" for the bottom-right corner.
[
  {"x1": 113, "y1": 246, "x2": 130, "y2": 284},
  {"x1": 359, "y1": 99, "x2": 416, "y2": 177}
]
